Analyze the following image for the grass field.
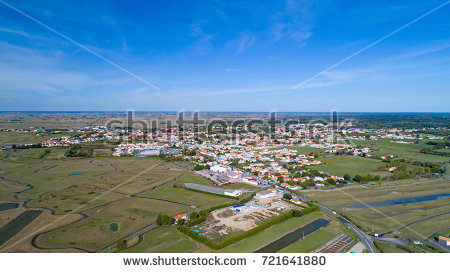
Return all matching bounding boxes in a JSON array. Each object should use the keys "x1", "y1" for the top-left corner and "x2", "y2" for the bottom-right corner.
[
  {"x1": 302, "y1": 178, "x2": 450, "y2": 241},
  {"x1": 35, "y1": 197, "x2": 188, "y2": 252},
  {"x1": 0, "y1": 132, "x2": 77, "y2": 146},
  {"x1": 220, "y1": 211, "x2": 357, "y2": 253},
  {"x1": 0, "y1": 152, "x2": 207, "y2": 252},
  {"x1": 309, "y1": 156, "x2": 382, "y2": 177},
  {"x1": 120, "y1": 227, "x2": 197, "y2": 253},
  {"x1": 375, "y1": 242, "x2": 410, "y2": 253},
  {"x1": 137, "y1": 173, "x2": 235, "y2": 208},
  {"x1": 280, "y1": 219, "x2": 358, "y2": 253},
  {"x1": 350, "y1": 139, "x2": 449, "y2": 163}
]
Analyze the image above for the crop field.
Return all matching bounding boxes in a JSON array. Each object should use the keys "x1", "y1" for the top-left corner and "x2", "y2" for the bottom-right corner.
[
  {"x1": 350, "y1": 139, "x2": 449, "y2": 163},
  {"x1": 309, "y1": 156, "x2": 382, "y2": 177},
  {"x1": 301, "y1": 178, "x2": 450, "y2": 241}
]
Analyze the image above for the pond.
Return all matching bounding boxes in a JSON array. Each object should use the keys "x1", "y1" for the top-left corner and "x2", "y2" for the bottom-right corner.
[
  {"x1": 0, "y1": 203, "x2": 19, "y2": 212},
  {"x1": 344, "y1": 193, "x2": 450, "y2": 210},
  {"x1": 254, "y1": 218, "x2": 330, "y2": 253},
  {"x1": 0, "y1": 210, "x2": 42, "y2": 247},
  {"x1": 109, "y1": 222, "x2": 119, "y2": 232}
]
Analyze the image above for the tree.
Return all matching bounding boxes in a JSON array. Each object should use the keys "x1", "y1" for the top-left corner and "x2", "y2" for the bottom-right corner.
[
  {"x1": 277, "y1": 176, "x2": 284, "y2": 183},
  {"x1": 283, "y1": 193, "x2": 292, "y2": 200},
  {"x1": 343, "y1": 174, "x2": 352, "y2": 181},
  {"x1": 116, "y1": 239, "x2": 127, "y2": 250},
  {"x1": 156, "y1": 214, "x2": 163, "y2": 226},
  {"x1": 156, "y1": 214, "x2": 173, "y2": 226},
  {"x1": 193, "y1": 164, "x2": 204, "y2": 171},
  {"x1": 177, "y1": 219, "x2": 186, "y2": 225},
  {"x1": 353, "y1": 175, "x2": 363, "y2": 183},
  {"x1": 189, "y1": 212, "x2": 199, "y2": 220}
]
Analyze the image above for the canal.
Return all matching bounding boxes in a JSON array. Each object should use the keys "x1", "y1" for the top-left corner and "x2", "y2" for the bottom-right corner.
[
  {"x1": 254, "y1": 218, "x2": 330, "y2": 253},
  {"x1": 344, "y1": 193, "x2": 450, "y2": 210}
]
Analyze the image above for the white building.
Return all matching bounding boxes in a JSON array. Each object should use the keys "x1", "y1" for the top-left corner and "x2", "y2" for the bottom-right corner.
[
  {"x1": 210, "y1": 165, "x2": 228, "y2": 172},
  {"x1": 256, "y1": 188, "x2": 276, "y2": 199}
]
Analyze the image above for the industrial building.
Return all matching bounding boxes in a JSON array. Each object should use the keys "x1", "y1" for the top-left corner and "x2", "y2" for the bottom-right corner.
[{"x1": 184, "y1": 183, "x2": 242, "y2": 197}]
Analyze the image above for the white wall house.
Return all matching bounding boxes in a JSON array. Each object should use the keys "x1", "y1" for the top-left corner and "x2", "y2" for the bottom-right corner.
[{"x1": 256, "y1": 188, "x2": 276, "y2": 199}]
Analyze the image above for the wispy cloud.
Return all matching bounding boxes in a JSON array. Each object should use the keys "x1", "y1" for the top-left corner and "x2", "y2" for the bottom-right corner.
[
  {"x1": 190, "y1": 21, "x2": 215, "y2": 55},
  {"x1": 237, "y1": 32, "x2": 256, "y2": 54},
  {"x1": 0, "y1": 26, "x2": 49, "y2": 40},
  {"x1": 268, "y1": 0, "x2": 316, "y2": 46},
  {"x1": 294, "y1": 42, "x2": 450, "y2": 89}
]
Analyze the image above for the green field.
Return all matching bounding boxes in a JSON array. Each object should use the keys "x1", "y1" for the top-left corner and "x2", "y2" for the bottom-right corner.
[
  {"x1": 280, "y1": 220, "x2": 358, "y2": 253},
  {"x1": 120, "y1": 227, "x2": 198, "y2": 253},
  {"x1": 375, "y1": 242, "x2": 410, "y2": 253},
  {"x1": 220, "y1": 211, "x2": 357, "y2": 253},
  {"x1": 0, "y1": 132, "x2": 76, "y2": 146},
  {"x1": 0, "y1": 152, "x2": 203, "y2": 252},
  {"x1": 302, "y1": 178, "x2": 450, "y2": 241},
  {"x1": 309, "y1": 156, "x2": 382, "y2": 177},
  {"x1": 137, "y1": 173, "x2": 235, "y2": 208},
  {"x1": 350, "y1": 139, "x2": 449, "y2": 163}
]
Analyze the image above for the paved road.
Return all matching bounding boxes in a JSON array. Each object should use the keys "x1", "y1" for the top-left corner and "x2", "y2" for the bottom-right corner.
[{"x1": 287, "y1": 190, "x2": 378, "y2": 253}]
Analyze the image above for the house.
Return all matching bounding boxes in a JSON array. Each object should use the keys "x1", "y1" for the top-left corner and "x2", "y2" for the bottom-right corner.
[
  {"x1": 389, "y1": 167, "x2": 397, "y2": 172},
  {"x1": 242, "y1": 177, "x2": 260, "y2": 186},
  {"x1": 173, "y1": 213, "x2": 187, "y2": 221},
  {"x1": 256, "y1": 188, "x2": 277, "y2": 199},
  {"x1": 281, "y1": 182, "x2": 299, "y2": 190},
  {"x1": 437, "y1": 236, "x2": 450, "y2": 247},
  {"x1": 290, "y1": 199, "x2": 307, "y2": 206}
]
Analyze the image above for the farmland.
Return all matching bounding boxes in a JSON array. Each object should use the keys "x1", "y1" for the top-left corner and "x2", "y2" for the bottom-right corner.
[
  {"x1": 301, "y1": 177, "x2": 450, "y2": 242},
  {"x1": 309, "y1": 156, "x2": 382, "y2": 177},
  {"x1": 0, "y1": 151, "x2": 213, "y2": 252},
  {"x1": 350, "y1": 139, "x2": 449, "y2": 163}
]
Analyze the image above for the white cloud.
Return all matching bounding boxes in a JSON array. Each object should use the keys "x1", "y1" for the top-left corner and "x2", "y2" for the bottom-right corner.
[
  {"x1": 190, "y1": 21, "x2": 215, "y2": 55},
  {"x1": 237, "y1": 33, "x2": 256, "y2": 54}
]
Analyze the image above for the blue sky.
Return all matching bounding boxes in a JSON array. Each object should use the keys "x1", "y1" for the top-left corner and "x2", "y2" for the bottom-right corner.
[{"x1": 0, "y1": 0, "x2": 449, "y2": 112}]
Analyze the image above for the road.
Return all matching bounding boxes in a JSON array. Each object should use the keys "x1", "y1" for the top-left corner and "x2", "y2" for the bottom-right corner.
[{"x1": 286, "y1": 190, "x2": 378, "y2": 253}]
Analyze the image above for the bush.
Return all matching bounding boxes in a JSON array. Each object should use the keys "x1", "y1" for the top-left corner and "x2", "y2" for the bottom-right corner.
[{"x1": 283, "y1": 193, "x2": 292, "y2": 200}]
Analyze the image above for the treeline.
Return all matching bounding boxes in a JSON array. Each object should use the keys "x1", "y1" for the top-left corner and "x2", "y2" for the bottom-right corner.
[
  {"x1": 12, "y1": 143, "x2": 42, "y2": 149},
  {"x1": 193, "y1": 164, "x2": 210, "y2": 171},
  {"x1": 65, "y1": 144, "x2": 91, "y2": 157}
]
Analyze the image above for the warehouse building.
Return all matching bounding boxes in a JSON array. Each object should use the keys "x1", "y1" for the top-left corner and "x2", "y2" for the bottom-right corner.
[{"x1": 184, "y1": 183, "x2": 242, "y2": 197}]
